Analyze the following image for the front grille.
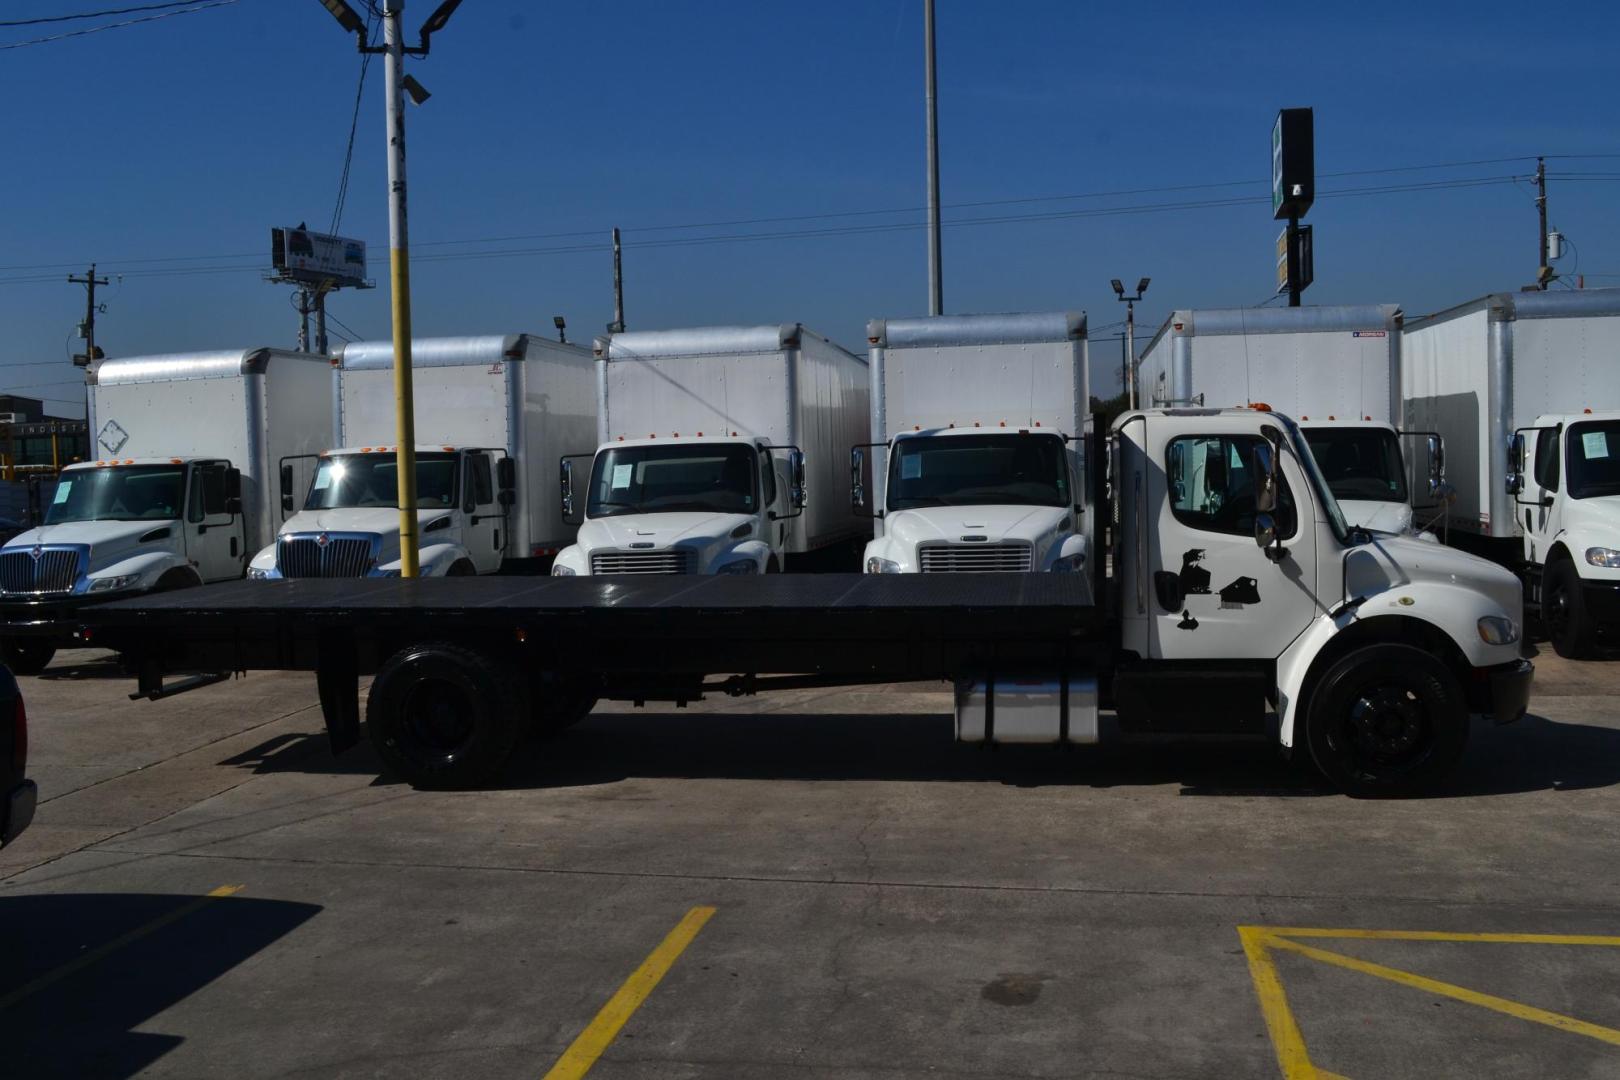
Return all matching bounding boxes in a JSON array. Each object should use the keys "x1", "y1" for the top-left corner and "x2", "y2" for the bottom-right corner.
[
  {"x1": 590, "y1": 549, "x2": 695, "y2": 575},
  {"x1": 919, "y1": 542, "x2": 1033, "y2": 573},
  {"x1": 0, "y1": 547, "x2": 82, "y2": 595},
  {"x1": 277, "y1": 535, "x2": 376, "y2": 578}
]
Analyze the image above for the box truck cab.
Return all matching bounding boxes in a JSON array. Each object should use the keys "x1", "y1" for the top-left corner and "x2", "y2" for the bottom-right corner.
[
  {"x1": 247, "y1": 333, "x2": 594, "y2": 579},
  {"x1": 855, "y1": 312, "x2": 1090, "y2": 574},
  {"x1": 249, "y1": 444, "x2": 515, "y2": 578},
  {"x1": 0, "y1": 347, "x2": 331, "y2": 673},
  {"x1": 552, "y1": 324, "x2": 869, "y2": 576},
  {"x1": 1508, "y1": 410, "x2": 1620, "y2": 657},
  {"x1": 1140, "y1": 305, "x2": 1445, "y2": 537}
]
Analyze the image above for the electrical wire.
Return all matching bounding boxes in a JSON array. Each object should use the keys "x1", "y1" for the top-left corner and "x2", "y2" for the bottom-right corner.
[
  {"x1": 0, "y1": 0, "x2": 238, "y2": 50},
  {"x1": 0, "y1": 0, "x2": 217, "y2": 27},
  {"x1": 330, "y1": 8, "x2": 377, "y2": 236}
]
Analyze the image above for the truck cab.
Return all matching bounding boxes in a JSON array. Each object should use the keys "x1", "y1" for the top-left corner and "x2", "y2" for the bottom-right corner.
[
  {"x1": 1297, "y1": 419, "x2": 1440, "y2": 536},
  {"x1": 0, "y1": 456, "x2": 244, "y2": 672},
  {"x1": 855, "y1": 427, "x2": 1088, "y2": 573},
  {"x1": 1508, "y1": 410, "x2": 1620, "y2": 656},
  {"x1": 551, "y1": 435, "x2": 806, "y2": 575},
  {"x1": 248, "y1": 445, "x2": 514, "y2": 579}
]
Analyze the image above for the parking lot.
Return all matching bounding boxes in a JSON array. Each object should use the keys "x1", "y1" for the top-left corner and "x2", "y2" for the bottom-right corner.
[{"x1": 3, "y1": 647, "x2": 1620, "y2": 1079}]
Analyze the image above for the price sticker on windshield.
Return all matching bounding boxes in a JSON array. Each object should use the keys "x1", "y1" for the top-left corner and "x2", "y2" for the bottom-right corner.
[
  {"x1": 1583, "y1": 431, "x2": 1609, "y2": 459},
  {"x1": 611, "y1": 464, "x2": 634, "y2": 490},
  {"x1": 900, "y1": 456, "x2": 922, "y2": 480},
  {"x1": 52, "y1": 481, "x2": 72, "y2": 505}
]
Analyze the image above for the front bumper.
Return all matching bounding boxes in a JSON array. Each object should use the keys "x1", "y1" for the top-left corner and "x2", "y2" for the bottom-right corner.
[
  {"x1": 1581, "y1": 581, "x2": 1620, "y2": 626},
  {"x1": 0, "y1": 595, "x2": 100, "y2": 641},
  {"x1": 2, "y1": 778, "x2": 37, "y2": 846},
  {"x1": 1474, "y1": 658, "x2": 1533, "y2": 725}
]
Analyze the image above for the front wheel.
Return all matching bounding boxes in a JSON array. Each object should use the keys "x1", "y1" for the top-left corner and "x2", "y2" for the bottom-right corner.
[
  {"x1": 365, "y1": 641, "x2": 526, "y2": 789},
  {"x1": 1303, "y1": 643, "x2": 1468, "y2": 796},
  {"x1": 1544, "y1": 559, "x2": 1596, "y2": 659},
  {"x1": 1, "y1": 639, "x2": 55, "y2": 676}
]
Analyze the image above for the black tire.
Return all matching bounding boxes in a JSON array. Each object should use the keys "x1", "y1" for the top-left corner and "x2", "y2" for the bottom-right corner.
[
  {"x1": 1, "y1": 639, "x2": 55, "y2": 676},
  {"x1": 447, "y1": 560, "x2": 477, "y2": 577},
  {"x1": 528, "y1": 676, "x2": 598, "y2": 737},
  {"x1": 365, "y1": 641, "x2": 526, "y2": 789},
  {"x1": 1544, "y1": 558, "x2": 1596, "y2": 660},
  {"x1": 1303, "y1": 643, "x2": 1468, "y2": 796}
]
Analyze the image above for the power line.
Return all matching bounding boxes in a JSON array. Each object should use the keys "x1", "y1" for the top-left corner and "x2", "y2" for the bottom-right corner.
[
  {"x1": 0, "y1": 0, "x2": 237, "y2": 50},
  {"x1": 330, "y1": 8, "x2": 377, "y2": 235},
  {"x1": 0, "y1": 1, "x2": 220, "y2": 27}
]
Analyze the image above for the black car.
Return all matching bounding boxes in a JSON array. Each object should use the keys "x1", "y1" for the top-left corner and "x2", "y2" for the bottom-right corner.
[{"x1": 1, "y1": 664, "x2": 35, "y2": 847}]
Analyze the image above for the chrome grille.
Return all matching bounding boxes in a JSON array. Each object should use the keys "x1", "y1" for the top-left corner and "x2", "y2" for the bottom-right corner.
[
  {"x1": 918, "y1": 542, "x2": 1033, "y2": 573},
  {"x1": 0, "y1": 547, "x2": 83, "y2": 595},
  {"x1": 590, "y1": 549, "x2": 695, "y2": 575},
  {"x1": 277, "y1": 535, "x2": 376, "y2": 578}
]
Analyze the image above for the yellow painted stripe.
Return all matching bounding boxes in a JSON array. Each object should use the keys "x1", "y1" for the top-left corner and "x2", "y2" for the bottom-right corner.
[
  {"x1": 1268, "y1": 935, "x2": 1620, "y2": 1047},
  {"x1": 1238, "y1": 926, "x2": 1330, "y2": 1079},
  {"x1": 0, "y1": 884, "x2": 244, "y2": 1012},
  {"x1": 1261, "y1": 927, "x2": 1620, "y2": 946},
  {"x1": 542, "y1": 905, "x2": 717, "y2": 1080}
]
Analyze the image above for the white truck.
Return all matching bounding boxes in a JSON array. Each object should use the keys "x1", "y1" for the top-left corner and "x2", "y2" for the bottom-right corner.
[
  {"x1": 1139, "y1": 304, "x2": 1445, "y2": 536},
  {"x1": 249, "y1": 333, "x2": 595, "y2": 579},
  {"x1": 1403, "y1": 288, "x2": 1620, "y2": 657},
  {"x1": 552, "y1": 324, "x2": 869, "y2": 575},
  {"x1": 0, "y1": 347, "x2": 332, "y2": 673},
  {"x1": 855, "y1": 311, "x2": 1091, "y2": 574}
]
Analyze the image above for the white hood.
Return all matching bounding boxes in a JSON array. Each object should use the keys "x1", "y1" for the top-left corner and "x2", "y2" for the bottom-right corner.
[
  {"x1": 578, "y1": 511, "x2": 754, "y2": 552},
  {"x1": 884, "y1": 504, "x2": 1071, "y2": 550},
  {"x1": 281, "y1": 507, "x2": 452, "y2": 538},
  {"x1": 1346, "y1": 532, "x2": 1522, "y2": 617},
  {"x1": 1338, "y1": 499, "x2": 1412, "y2": 536},
  {"x1": 4, "y1": 518, "x2": 175, "y2": 567}
]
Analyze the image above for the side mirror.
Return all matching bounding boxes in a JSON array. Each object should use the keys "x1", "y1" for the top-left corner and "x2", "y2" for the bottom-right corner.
[
  {"x1": 497, "y1": 456, "x2": 516, "y2": 494},
  {"x1": 850, "y1": 447, "x2": 866, "y2": 510},
  {"x1": 25, "y1": 476, "x2": 41, "y2": 524},
  {"x1": 225, "y1": 467, "x2": 242, "y2": 500},
  {"x1": 1506, "y1": 433, "x2": 1525, "y2": 495},
  {"x1": 789, "y1": 449, "x2": 807, "y2": 509},
  {"x1": 224, "y1": 496, "x2": 243, "y2": 516},
  {"x1": 1251, "y1": 443, "x2": 1278, "y2": 514},
  {"x1": 559, "y1": 458, "x2": 576, "y2": 521},
  {"x1": 279, "y1": 462, "x2": 295, "y2": 513},
  {"x1": 1254, "y1": 511, "x2": 1280, "y2": 558}
]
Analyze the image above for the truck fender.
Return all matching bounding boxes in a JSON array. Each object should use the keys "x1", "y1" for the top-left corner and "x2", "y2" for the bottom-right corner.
[
  {"x1": 87, "y1": 550, "x2": 194, "y2": 590},
  {"x1": 1048, "y1": 531, "x2": 1090, "y2": 570},
  {"x1": 552, "y1": 544, "x2": 588, "y2": 575},
  {"x1": 1275, "y1": 590, "x2": 1490, "y2": 748},
  {"x1": 1546, "y1": 528, "x2": 1620, "y2": 584},
  {"x1": 720, "y1": 539, "x2": 773, "y2": 573},
  {"x1": 416, "y1": 542, "x2": 472, "y2": 577},
  {"x1": 248, "y1": 542, "x2": 278, "y2": 574}
]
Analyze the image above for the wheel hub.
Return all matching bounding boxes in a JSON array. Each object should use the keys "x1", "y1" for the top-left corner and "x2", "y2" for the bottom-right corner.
[{"x1": 1348, "y1": 685, "x2": 1425, "y2": 759}]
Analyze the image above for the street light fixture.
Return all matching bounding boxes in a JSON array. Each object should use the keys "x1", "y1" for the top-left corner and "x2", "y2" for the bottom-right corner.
[
  {"x1": 314, "y1": 0, "x2": 468, "y2": 576},
  {"x1": 1111, "y1": 276, "x2": 1150, "y2": 410}
]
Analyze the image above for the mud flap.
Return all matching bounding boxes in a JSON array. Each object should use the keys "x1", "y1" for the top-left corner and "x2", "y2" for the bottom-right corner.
[{"x1": 316, "y1": 634, "x2": 360, "y2": 755}]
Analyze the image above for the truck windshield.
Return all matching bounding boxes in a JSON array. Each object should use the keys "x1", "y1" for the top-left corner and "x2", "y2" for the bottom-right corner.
[
  {"x1": 1566, "y1": 421, "x2": 1620, "y2": 500},
  {"x1": 1279, "y1": 418, "x2": 1352, "y2": 545},
  {"x1": 588, "y1": 444, "x2": 758, "y2": 518},
  {"x1": 887, "y1": 433, "x2": 1068, "y2": 511},
  {"x1": 305, "y1": 453, "x2": 458, "y2": 510},
  {"x1": 45, "y1": 465, "x2": 185, "y2": 524},
  {"x1": 1303, "y1": 427, "x2": 1407, "y2": 504}
]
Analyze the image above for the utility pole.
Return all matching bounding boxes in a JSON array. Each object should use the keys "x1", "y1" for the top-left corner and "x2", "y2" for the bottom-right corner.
[
  {"x1": 610, "y1": 226, "x2": 626, "y2": 334},
  {"x1": 923, "y1": 0, "x2": 942, "y2": 316},
  {"x1": 297, "y1": 288, "x2": 312, "y2": 351},
  {"x1": 381, "y1": 0, "x2": 420, "y2": 576},
  {"x1": 1535, "y1": 157, "x2": 1554, "y2": 290},
  {"x1": 313, "y1": 284, "x2": 330, "y2": 355},
  {"x1": 1111, "y1": 277, "x2": 1150, "y2": 410},
  {"x1": 68, "y1": 264, "x2": 109, "y2": 422}
]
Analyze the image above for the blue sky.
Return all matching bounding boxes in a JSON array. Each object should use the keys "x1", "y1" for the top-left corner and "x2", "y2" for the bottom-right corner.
[{"x1": 2, "y1": 0, "x2": 1616, "y2": 416}]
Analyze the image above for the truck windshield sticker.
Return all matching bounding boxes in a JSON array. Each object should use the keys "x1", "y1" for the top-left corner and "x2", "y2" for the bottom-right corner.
[
  {"x1": 1582, "y1": 431, "x2": 1609, "y2": 459},
  {"x1": 312, "y1": 469, "x2": 333, "y2": 491},
  {"x1": 53, "y1": 480, "x2": 72, "y2": 504},
  {"x1": 611, "y1": 464, "x2": 634, "y2": 490},
  {"x1": 900, "y1": 455, "x2": 922, "y2": 480}
]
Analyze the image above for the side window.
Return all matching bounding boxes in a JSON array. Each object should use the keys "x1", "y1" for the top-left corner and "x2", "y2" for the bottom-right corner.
[
  {"x1": 759, "y1": 449, "x2": 777, "y2": 506},
  {"x1": 1165, "y1": 435, "x2": 1297, "y2": 538},
  {"x1": 201, "y1": 465, "x2": 229, "y2": 516},
  {"x1": 187, "y1": 469, "x2": 205, "y2": 524},
  {"x1": 1533, "y1": 428, "x2": 1560, "y2": 492},
  {"x1": 471, "y1": 455, "x2": 495, "y2": 505}
]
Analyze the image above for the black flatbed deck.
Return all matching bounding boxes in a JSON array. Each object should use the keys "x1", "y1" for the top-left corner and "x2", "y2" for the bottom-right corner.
[{"x1": 85, "y1": 574, "x2": 1101, "y2": 681}]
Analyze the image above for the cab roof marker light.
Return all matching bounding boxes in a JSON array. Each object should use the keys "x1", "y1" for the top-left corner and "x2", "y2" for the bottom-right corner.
[
  {"x1": 1364, "y1": 415, "x2": 1372, "y2": 421},
  {"x1": 1328, "y1": 415, "x2": 1336, "y2": 421},
  {"x1": 1000, "y1": 420, "x2": 1006, "y2": 427},
  {"x1": 1302, "y1": 415, "x2": 1309, "y2": 420},
  {"x1": 170, "y1": 457, "x2": 183, "y2": 464},
  {"x1": 1586, "y1": 408, "x2": 1594, "y2": 414},
  {"x1": 443, "y1": 445, "x2": 454, "y2": 452},
  {"x1": 1034, "y1": 421, "x2": 1041, "y2": 427}
]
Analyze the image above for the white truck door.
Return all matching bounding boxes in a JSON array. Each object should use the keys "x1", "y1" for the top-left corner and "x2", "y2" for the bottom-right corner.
[
  {"x1": 1519, "y1": 424, "x2": 1562, "y2": 563},
  {"x1": 1145, "y1": 427, "x2": 1320, "y2": 660},
  {"x1": 186, "y1": 462, "x2": 243, "y2": 582},
  {"x1": 462, "y1": 452, "x2": 503, "y2": 573}
]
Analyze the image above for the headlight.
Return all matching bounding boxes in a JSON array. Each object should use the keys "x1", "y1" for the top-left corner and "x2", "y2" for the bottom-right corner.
[
  {"x1": 866, "y1": 557, "x2": 902, "y2": 574},
  {"x1": 1050, "y1": 553, "x2": 1087, "y2": 573},
  {"x1": 247, "y1": 567, "x2": 273, "y2": 580},
  {"x1": 1586, "y1": 547, "x2": 1620, "y2": 568},
  {"x1": 551, "y1": 563, "x2": 576, "y2": 576},
  {"x1": 88, "y1": 573, "x2": 142, "y2": 593},
  {"x1": 1477, "y1": 615, "x2": 1521, "y2": 645},
  {"x1": 716, "y1": 559, "x2": 757, "y2": 575}
]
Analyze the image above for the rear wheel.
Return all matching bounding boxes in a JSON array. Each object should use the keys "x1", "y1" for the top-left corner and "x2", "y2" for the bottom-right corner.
[
  {"x1": 365, "y1": 641, "x2": 525, "y2": 789},
  {"x1": 1544, "y1": 558, "x2": 1596, "y2": 659},
  {"x1": 1, "y1": 640, "x2": 55, "y2": 676},
  {"x1": 1303, "y1": 643, "x2": 1468, "y2": 796}
]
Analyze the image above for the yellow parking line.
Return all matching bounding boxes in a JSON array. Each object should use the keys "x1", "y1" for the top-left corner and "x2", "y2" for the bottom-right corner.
[
  {"x1": 542, "y1": 905, "x2": 717, "y2": 1080},
  {"x1": 0, "y1": 884, "x2": 244, "y2": 1012},
  {"x1": 1238, "y1": 926, "x2": 1345, "y2": 1080},
  {"x1": 1268, "y1": 934, "x2": 1620, "y2": 1048},
  {"x1": 1257, "y1": 927, "x2": 1620, "y2": 947}
]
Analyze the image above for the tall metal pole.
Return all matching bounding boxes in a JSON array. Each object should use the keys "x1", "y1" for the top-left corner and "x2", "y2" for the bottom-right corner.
[
  {"x1": 314, "y1": 287, "x2": 329, "y2": 355},
  {"x1": 924, "y1": 0, "x2": 942, "y2": 316},
  {"x1": 297, "y1": 289, "x2": 311, "y2": 352},
  {"x1": 611, "y1": 226, "x2": 625, "y2": 334},
  {"x1": 1125, "y1": 300, "x2": 1136, "y2": 410},
  {"x1": 1535, "y1": 156, "x2": 1550, "y2": 290},
  {"x1": 68, "y1": 263, "x2": 108, "y2": 422},
  {"x1": 383, "y1": 0, "x2": 420, "y2": 576},
  {"x1": 1119, "y1": 333, "x2": 1128, "y2": 402}
]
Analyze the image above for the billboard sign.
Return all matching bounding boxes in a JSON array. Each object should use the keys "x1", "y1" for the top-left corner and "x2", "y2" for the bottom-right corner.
[
  {"x1": 271, "y1": 226, "x2": 368, "y2": 288},
  {"x1": 1271, "y1": 107, "x2": 1315, "y2": 221},
  {"x1": 1275, "y1": 224, "x2": 1314, "y2": 296}
]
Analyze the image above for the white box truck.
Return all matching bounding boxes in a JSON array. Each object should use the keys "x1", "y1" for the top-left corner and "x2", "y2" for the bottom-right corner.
[
  {"x1": 551, "y1": 324, "x2": 869, "y2": 575},
  {"x1": 0, "y1": 347, "x2": 332, "y2": 672},
  {"x1": 249, "y1": 333, "x2": 595, "y2": 579},
  {"x1": 1402, "y1": 288, "x2": 1620, "y2": 657},
  {"x1": 855, "y1": 311, "x2": 1091, "y2": 574},
  {"x1": 1138, "y1": 304, "x2": 1444, "y2": 536}
]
